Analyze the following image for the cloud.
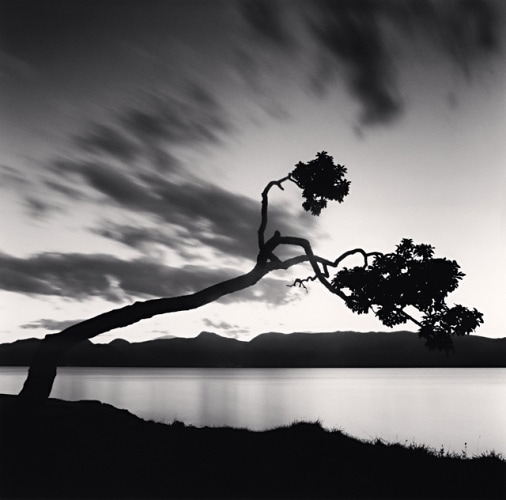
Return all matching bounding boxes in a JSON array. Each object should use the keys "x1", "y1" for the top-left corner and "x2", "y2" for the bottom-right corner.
[
  {"x1": 24, "y1": 197, "x2": 57, "y2": 218},
  {"x1": 91, "y1": 179, "x2": 318, "y2": 261},
  {"x1": 226, "y1": 275, "x2": 300, "y2": 306},
  {"x1": 78, "y1": 83, "x2": 232, "y2": 167},
  {"x1": 143, "y1": 84, "x2": 231, "y2": 146},
  {"x1": 240, "y1": 0, "x2": 293, "y2": 48},
  {"x1": 43, "y1": 77, "x2": 323, "y2": 260},
  {"x1": 405, "y1": 0, "x2": 501, "y2": 66},
  {"x1": 20, "y1": 318, "x2": 85, "y2": 331},
  {"x1": 311, "y1": 1, "x2": 401, "y2": 125},
  {"x1": 51, "y1": 152, "x2": 319, "y2": 261},
  {"x1": 43, "y1": 180, "x2": 86, "y2": 200},
  {"x1": 2, "y1": 0, "x2": 502, "y2": 141},
  {"x1": 0, "y1": 251, "x2": 125, "y2": 301},
  {"x1": 240, "y1": 0, "x2": 503, "y2": 126},
  {"x1": 202, "y1": 318, "x2": 249, "y2": 338},
  {"x1": 0, "y1": 164, "x2": 32, "y2": 191},
  {"x1": 79, "y1": 162, "x2": 155, "y2": 208},
  {"x1": 74, "y1": 123, "x2": 139, "y2": 163},
  {"x1": 0, "y1": 47, "x2": 36, "y2": 79},
  {"x1": 93, "y1": 222, "x2": 257, "y2": 262},
  {"x1": 119, "y1": 85, "x2": 232, "y2": 154},
  {"x1": 0, "y1": 251, "x2": 297, "y2": 306},
  {"x1": 0, "y1": 165, "x2": 64, "y2": 217},
  {"x1": 15, "y1": 1, "x2": 499, "y2": 235},
  {"x1": 40, "y1": 79, "x2": 284, "y2": 261}
]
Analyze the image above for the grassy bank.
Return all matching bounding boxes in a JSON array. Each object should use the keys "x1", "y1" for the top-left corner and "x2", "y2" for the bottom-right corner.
[{"x1": 0, "y1": 394, "x2": 504, "y2": 499}]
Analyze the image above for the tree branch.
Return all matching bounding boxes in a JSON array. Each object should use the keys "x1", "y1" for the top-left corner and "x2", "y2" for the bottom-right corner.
[
  {"x1": 261, "y1": 230, "x2": 425, "y2": 332},
  {"x1": 288, "y1": 275, "x2": 317, "y2": 292},
  {"x1": 257, "y1": 176, "x2": 291, "y2": 250},
  {"x1": 398, "y1": 309, "x2": 423, "y2": 328},
  {"x1": 274, "y1": 238, "x2": 422, "y2": 330},
  {"x1": 277, "y1": 235, "x2": 349, "y2": 301},
  {"x1": 332, "y1": 248, "x2": 383, "y2": 268}
]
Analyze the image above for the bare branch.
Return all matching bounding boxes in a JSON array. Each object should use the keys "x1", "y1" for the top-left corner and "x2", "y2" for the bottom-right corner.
[
  {"x1": 288, "y1": 275, "x2": 317, "y2": 292},
  {"x1": 370, "y1": 304, "x2": 423, "y2": 328},
  {"x1": 257, "y1": 175, "x2": 292, "y2": 250},
  {"x1": 307, "y1": 248, "x2": 383, "y2": 271},
  {"x1": 333, "y1": 248, "x2": 383, "y2": 268},
  {"x1": 277, "y1": 235, "x2": 348, "y2": 301},
  {"x1": 398, "y1": 309, "x2": 423, "y2": 328}
]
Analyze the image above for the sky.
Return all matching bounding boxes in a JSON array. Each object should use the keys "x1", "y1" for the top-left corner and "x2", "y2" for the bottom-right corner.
[{"x1": 0, "y1": 0, "x2": 505, "y2": 344}]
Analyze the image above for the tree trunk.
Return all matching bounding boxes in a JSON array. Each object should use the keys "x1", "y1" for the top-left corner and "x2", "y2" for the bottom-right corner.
[{"x1": 18, "y1": 264, "x2": 272, "y2": 408}]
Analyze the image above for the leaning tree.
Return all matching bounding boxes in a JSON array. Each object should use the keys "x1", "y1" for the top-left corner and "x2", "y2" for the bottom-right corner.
[{"x1": 19, "y1": 152, "x2": 483, "y2": 407}]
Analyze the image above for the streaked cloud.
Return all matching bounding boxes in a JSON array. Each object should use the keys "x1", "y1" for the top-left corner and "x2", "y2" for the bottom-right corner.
[
  {"x1": 0, "y1": 251, "x2": 297, "y2": 306},
  {"x1": 240, "y1": 0, "x2": 293, "y2": 48},
  {"x1": 20, "y1": 318, "x2": 85, "y2": 332},
  {"x1": 49, "y1": 151, "x2": 318, "y2": 261},
  {"x1": 0, "y1": 164, "x2": 32, "y2": 190},
  {"x1": 67, "y1": 83, "x2": 232, "y2": 176},
  {"x1": 24, "y1": 197, "x2": 56, "y2": 218},
  {"x1": 311, "y1": 0, "x2": 402, "y2": 125},
  {"x1": 92, "y1": 187, "x2": 317, "y2": 261},
  {"x1": 74, "y1": 123, "x2": 140, "y2": 163},
  {"x1": 241, "y1": 0, "x2": 502, "y2": 126}
]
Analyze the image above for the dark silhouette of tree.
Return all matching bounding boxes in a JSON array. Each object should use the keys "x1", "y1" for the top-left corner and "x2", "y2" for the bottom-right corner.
[{"x1": 19, "y1": 152, "x2": 483, "y2": 407}]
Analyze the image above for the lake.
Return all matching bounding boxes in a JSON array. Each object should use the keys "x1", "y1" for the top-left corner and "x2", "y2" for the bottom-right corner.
[{"x1": 1, "y1": 367, "x2": 505, "y2": 456}]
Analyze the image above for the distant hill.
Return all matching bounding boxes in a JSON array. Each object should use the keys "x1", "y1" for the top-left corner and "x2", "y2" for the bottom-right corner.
[{"x1": 0, "y1": 331, "x2": 505, "y2": 368}]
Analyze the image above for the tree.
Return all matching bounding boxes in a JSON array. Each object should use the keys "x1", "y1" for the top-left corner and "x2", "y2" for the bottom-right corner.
[{"x1": 18, "y1": 152, "x2": 483, "y2": 407}]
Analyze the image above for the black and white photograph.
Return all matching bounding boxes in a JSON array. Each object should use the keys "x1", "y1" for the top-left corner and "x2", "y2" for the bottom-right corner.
[{"x1": 0, "y1": 1, "x2": 505, "y2": 498}]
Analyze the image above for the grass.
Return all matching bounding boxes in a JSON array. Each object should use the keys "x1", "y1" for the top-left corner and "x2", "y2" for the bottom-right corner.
[
  {"x1": 0, "y1": 394, "x2": 504, "y2": 499},
  {"x1": 369, "y1": 436, "x2": 503, "y2": 462}
]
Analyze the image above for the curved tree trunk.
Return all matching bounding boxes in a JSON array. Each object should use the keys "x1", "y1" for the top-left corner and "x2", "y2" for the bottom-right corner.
[{"x1": 18, "y1": 263, "x2": 275, "y2": 408}]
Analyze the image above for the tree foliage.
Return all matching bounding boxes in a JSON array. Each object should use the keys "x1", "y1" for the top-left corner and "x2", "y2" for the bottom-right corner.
[
  {"x1": 332, "y1": 239, "x2": 483, "y2": 350},
  {"x1": 290, "y1": 151, "x2": 350, "y2": 215}
]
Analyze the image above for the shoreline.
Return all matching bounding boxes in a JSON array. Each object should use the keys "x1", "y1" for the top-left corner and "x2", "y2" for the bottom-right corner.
[{"x1": 1, "y1": 394, "x2": 504, "y2": 499}]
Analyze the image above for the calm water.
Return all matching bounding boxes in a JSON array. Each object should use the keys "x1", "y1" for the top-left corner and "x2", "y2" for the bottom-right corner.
[{"x1": 1, "y1": 367, "x2": 505, "y2": 456}]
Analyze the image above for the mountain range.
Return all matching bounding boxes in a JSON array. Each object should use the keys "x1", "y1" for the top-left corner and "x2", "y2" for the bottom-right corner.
[{"x1": 0, "y1": 331, "x2": 505, "y2": 368}]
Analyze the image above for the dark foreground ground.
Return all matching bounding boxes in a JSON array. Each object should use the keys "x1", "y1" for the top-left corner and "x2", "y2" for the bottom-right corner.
[{"x1": 0, "y1": 395, "x2": 504, "y2": 500}]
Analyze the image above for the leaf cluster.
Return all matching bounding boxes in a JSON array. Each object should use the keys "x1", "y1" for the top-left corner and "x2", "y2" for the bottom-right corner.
[
  {"x1": 332, "y1": 239, "x2": 483, "y2": 351},
  {"x1": 290, "y1": 151, "x2": 350, "y2": 216},
  {"x1": 419, "y1": 304, "x2": 483, "y2": 351}
]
